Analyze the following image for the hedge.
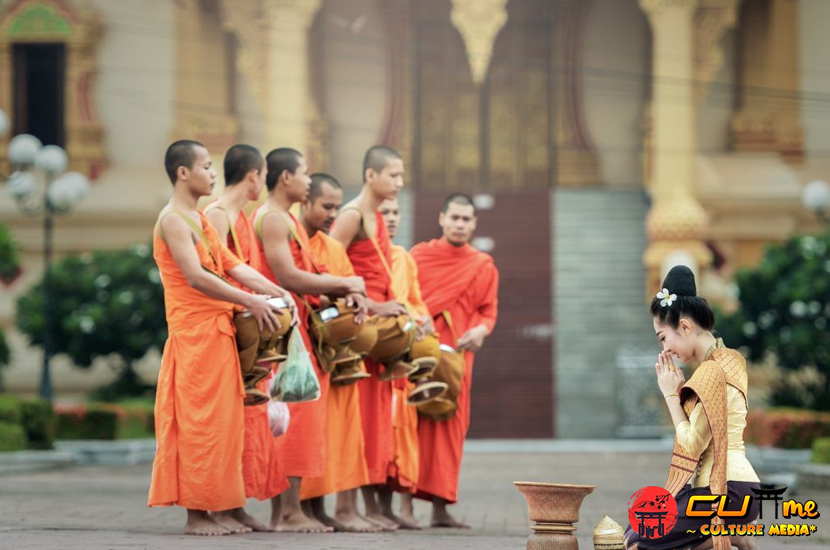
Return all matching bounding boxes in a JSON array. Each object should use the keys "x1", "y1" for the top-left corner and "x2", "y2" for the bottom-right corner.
[
  {"x1": 55, "y1": 406, "x2": 118, "y2": 440},
  {"x1": 55, "y1": 401, "x2": 154, "y2": 441},
  {"x1": 0, "y1": 394, "x2": 22, "y2": 424},
  {"x1": 745, "y1": 408, "x2": 830, "y2": 449},
  {"x1": 21, "y1": 398, "x2": 56, "y2": 449},
  {"x1": 0, "y1": 420, "x2": 27, "y2": 452},
  {"x1": 0, "y1": 394, "x2": 55, "y2": 449},
  {"x1": 812, "y1": 438, "x2": 830, "y2": 464}
]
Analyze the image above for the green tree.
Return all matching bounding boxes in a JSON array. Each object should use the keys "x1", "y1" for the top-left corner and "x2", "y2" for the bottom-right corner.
[
  {"x1": 719, "y1": 233, "x2": 830, "y2": 411},
  {"x1": 15, "y1": 244, "x2": 166, "y2": 400},
  {"x1": 0, "y1": 222, "x2": 21, "y2": 283},
  {"x1": 0, "y1": 326, "x2": 10, "y2": 389},
  {"x1": 0, "y1": 222, "x2": 20, "y2": 389}
]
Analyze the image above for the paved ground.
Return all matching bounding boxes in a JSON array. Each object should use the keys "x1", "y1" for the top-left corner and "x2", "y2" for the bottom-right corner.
[{"x1": 1, "y1": 446, "x2": 828, "y2": 549}]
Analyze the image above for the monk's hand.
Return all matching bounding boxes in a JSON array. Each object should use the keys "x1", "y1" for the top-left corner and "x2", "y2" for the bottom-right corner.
[
  {"x1": 656, "y1": 351, "x2": 684, "y2": 396},
  {"x1": 369, "y1": 300, "x2": 407, "y2": 318},
  {"x1": 282, "y1": 293, "x2": 299, "y2": 327},
  {"x1": 247, "y1": 294, "x2": 279, "y2": 333},
  {"x1": 419, "y1": 315, "x2": 435, "y2": 336},
  {"x1": 344, "y1": 276, "x2": 366, "y2": 296},
  {"x1": 346, "y1": 292, "x2": 368, "y2": 324},
  {"x1": 457, "y1": 325, "x2": 488, "y2": 352}
]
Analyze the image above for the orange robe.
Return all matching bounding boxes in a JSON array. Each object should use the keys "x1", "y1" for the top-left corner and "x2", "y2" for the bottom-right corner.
[
  {"x1": 252, "y1": 206, "x2": 329, "y2": 479},
  {"x1": 205, "y1": 203, "x2": 289, "y2": 501},
  {"x1": 148, "y1": 211, "x2": 246, "y2": 511},
  {"x1": 300, "y1": 232, "x2": 371, "y2": 499},
  {"x1": 336, "y1": 209, "x2": 395, "y2": 485},
  {"x1": 411, "y1": 238, "x2": 499, "y2": 503},
  {"x1": 388, "y1": 245, "x2": 429, "y2": 494}
]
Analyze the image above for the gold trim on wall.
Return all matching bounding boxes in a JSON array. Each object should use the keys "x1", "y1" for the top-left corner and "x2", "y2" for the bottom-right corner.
[{"x1": 0, "y1": 0, "x2": 106, "y2": 179}]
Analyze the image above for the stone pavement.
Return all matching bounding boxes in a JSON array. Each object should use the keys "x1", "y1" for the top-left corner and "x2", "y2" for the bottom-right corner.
[{"x1": 1, "y1": 445, "x2": 828, "y2": 549}]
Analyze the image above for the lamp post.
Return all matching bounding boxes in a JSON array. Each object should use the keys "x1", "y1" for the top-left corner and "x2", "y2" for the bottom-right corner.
[
  {"x1": 2, "y1": 118, "x2": 89, "y2": 402},
  {"x1": 802, "y1": 180, "x2": 830, "y2": 224}
]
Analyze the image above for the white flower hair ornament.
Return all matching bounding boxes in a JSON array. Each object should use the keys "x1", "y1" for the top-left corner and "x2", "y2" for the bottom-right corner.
[{"x1": 656, "y1": 288, "x2": 677, "y2": 307}]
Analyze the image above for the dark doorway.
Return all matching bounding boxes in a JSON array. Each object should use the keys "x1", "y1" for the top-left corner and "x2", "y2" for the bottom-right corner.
[
  {"x1": 411, "y1": 0, "x2": 556, "y2": 438},
  {"x1": 13, "y1": 43, "x2": 65, "y2": 147}
]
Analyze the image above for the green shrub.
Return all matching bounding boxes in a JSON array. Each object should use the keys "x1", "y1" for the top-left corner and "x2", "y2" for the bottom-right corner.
[
  {"x1": 812, "y1": 437, "x2": 830, "y2": 464},
  {"x1": 15, "y1": 245, "x2": 165, "y2": 401},
  {"x1": 745, "y1": 408, "x2": 830, "y2": 449},
  {"x1": 0, "y1": 420, "x2": 27, "y2": 452},
  {"x1": 93, "y1": 402, "x2": 154, "y2": 439},
  {"x1": 0, "y1": 394, "x2": 23, "y2": 424},
  {"x1": 55, "y1": 406, "x2": 117, "y2": 440},
  {"x1": 718, "y1": 233, "x2": 830, "y2": 411},
  {"x1": 20, "y1": 398, "x2": 55, "y2": 450}
]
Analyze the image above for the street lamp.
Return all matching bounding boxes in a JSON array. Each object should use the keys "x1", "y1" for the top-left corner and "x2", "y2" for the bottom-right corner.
[
  {"x1": 2, "y1": 120, "x2": 89, "y2": 402},
  {"x1": 801, "y1": 180, "x2": 830, "y2": 224}
]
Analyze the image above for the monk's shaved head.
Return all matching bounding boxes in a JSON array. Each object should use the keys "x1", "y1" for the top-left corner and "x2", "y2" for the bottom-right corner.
[
  {"x1": 362, "y1": 145, "x2": 402, "y2": 182},
  {"x1": 223, "y1": 144, "x2": 264, "y2": 186},
  {"x1": 309, "y1": 173, "x2": 342, "y2": 202},
  {"x1": 441, "y1": 192, "x2": 477, "y2": 216},
  {"x1": 165, "y1": 139, "x2": 204, "y2": 184}
]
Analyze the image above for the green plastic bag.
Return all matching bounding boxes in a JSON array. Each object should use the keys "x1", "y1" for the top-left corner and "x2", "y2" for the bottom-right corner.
[{"x1": 269, "y1": 330, "x2": 321, "y2": 403}]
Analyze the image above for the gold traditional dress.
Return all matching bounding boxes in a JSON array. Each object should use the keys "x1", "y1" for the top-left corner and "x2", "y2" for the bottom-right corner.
[{"x1": 624, "y1": 340, "x2": 761, "y2": 550}]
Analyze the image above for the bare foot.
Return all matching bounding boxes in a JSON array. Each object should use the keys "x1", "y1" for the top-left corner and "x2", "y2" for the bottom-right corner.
[
  {"x1": 307, "y1": 500, "x2": 347, "y2": 533},
  {"x1": 211, "y1": 511, "x2": 253, "y2": 534},
  {"x1": 275, "y1": 509, "x2": 333, "y2": 533},
  {"x1": 184, "y1": 511, "x2": 232, "y2": 536},
  {"x1": 334, "y1": 509, "x2": 382, "y2": 533},
  {"x1": 431, "y1": 510, "x2": 470, "y2": 529},
  {"x1": 390, "y1": 510, "x2": 421, "y2": 530},
  {"x1": 365, "y1": 512, "x2": 400, "y2": 531},
  {"x1": 228, "y1": 508, "x2": 273, "y2": 532}
]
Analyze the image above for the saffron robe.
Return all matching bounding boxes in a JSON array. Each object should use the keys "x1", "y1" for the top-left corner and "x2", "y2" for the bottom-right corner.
[
  {"x1": 299, "y1": 232, "x2": 371, "y2": 499},
  {"x1": 411, "y1": 237, "x2": 498, "y2": 503},
  {"x1": 336, "y1": 208, "x2": 395, "y2": 485},
  {"x1": 148, "y1": 211, "x2": 246, "y2": 511},
  {"x1": 204, "y1": 203, "x2": 289, "y2": 501},
  {"x1": 252, "y1": 206, "x2": 329, "y2": 479},
  {"x1": 388, "y1": 244, "x2": 429, "y2": 493}
]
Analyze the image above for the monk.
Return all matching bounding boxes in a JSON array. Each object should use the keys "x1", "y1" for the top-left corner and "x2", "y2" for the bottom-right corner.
[
  {"x1": 253, "y1": 147, "x2": 367, "y2": 532},
  {"x1": 330, "y1": 145, "x2": 409, "y2": 530},
  {"x1": 298, "y1": 173, "x2": 379, "y2": 533},
  {"x1": 148, "y1": 140, "x2": 295, "y2": 536},
  {"x1": 378, "y1": 197, "x2": 432, "y2": 529},
  {"x1": 203, "y1": 144, "x2": 288, "y2": 532},
  {"x1": 412, "y1": 192, "x2": 499, "y2": 528}
]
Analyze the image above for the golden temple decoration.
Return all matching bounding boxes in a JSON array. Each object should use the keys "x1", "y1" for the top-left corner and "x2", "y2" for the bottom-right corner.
[
  {"x1": 450, "y1": 0, "x2": 509, "y2": 86},
  {"x1": 0, "y1": 0, "x2": 106, "y2": 179},
  {"x1": 220, "y1": 0, "x2": 269, "y2": 113},
  {"x1": 694, "y1": 0, "x2": 741, "y2": 104},
  {"x1": 263, "y1": 0, "x2": 322, "y2": 30}
]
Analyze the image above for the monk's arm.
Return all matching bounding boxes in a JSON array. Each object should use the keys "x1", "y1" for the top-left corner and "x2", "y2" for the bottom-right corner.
[
  {"x1": 473, "y1": 265, "x2": 500, "y2": 335},
  {"x1": 329, "y1": 209, "x2": 361, "y2": 248},
  {"x1": 261, "y1": 214, "x2": 363, "y2": 297},
  {"x1": 406, "y1": 255, "x2": 430, "y2": 319},
  {"x1": 457, "y1": 266, "x2": 499, "y2": 351},
  {"x1": 205, "y1": 208, "x2": 230, "y2": 243},
  {"x1": 226, "y1": 263, "x2": 292, "y2": 299},
  {"x1": 161, "y1": 214, "x2": 269, "y2": 309}
]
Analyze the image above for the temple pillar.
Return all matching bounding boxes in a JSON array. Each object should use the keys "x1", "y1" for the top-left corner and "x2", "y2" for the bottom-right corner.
[
  {"x1": 639, "y1": 0, "x2": 711, "y2": 298},
  {"x1": 731, "y1": 0, "x2": 803, "y2": 162},
  {"x1": 262, "y1": 0, "x2": 322, "y2": 153}
]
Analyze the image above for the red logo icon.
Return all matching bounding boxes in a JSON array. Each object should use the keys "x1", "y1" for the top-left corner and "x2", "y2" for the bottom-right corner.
[{"x1": 628, "y1": 486, "x2": 678, "y2": 540}]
